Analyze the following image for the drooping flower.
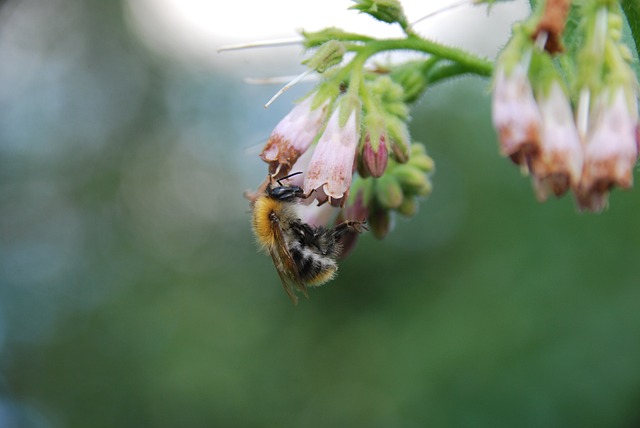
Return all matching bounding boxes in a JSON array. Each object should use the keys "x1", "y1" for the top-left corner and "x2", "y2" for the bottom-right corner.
[
  {"x1": 574, "y1": 87, "x2": 639, "y2": 212},
  {"x1": 530, "y1": 81, "x2": 583, "y2": 200},
  {"x1": 492, "y1": 60, "x2": 542, "y2": 168},
  {"x1": 260, "y1": 95, "x2": 329, "y2": 176},
  {"x1": 304, "y1": 103, "x2": 360, "y2": 205}
]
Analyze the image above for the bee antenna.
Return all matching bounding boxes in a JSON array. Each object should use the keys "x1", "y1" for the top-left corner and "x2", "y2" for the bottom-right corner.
[{"x1": 277, "y1": 171, "x2": 303, "y2": 186}]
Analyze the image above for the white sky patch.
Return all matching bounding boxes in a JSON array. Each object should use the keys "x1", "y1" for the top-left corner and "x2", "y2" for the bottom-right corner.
[{"x1": 124, "y1": 0, "x2": 530, "y2": 69}]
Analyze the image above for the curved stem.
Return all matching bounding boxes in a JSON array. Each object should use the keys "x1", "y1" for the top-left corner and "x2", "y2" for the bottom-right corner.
[
  {"x1": 425, "y1": 62, "x2": 483, "y2": 85},
  {"x1": 349, "y1": 35, "x2": 493, "y2": 77},
  {"x1": 302, "y1": 29, "x2": 375, "y2": 48}
]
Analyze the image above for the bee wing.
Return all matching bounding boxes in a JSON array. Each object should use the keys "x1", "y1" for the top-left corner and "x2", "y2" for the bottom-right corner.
[{"x1": 269, "y1": 218, "x2": 309, "y2": 305}]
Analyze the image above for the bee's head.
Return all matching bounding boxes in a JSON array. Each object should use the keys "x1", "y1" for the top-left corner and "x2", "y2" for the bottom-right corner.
[
  {"x1": 266, "y1": 171, "x2": 306, "y2": 201},
  {"x1": 267, "y1": 184, "x2": 305, "y2": 201}
]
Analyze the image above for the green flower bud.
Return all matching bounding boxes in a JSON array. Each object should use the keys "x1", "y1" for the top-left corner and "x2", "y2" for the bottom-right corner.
[
  {"x1": 384, "y1": 102, "x2": 410, "y2": 121},
  {"x1": 370, "y1": 76, "x2": 410, "y2": 120},
  {"x1": 349, "y1": 0, "x2": 408, "y2": 28},
  {"x1": 390, "y1": 60, "x2": 430, "y2": 103},
  {"x1": 371, "y1": 75, "x2": 405, "y2": 103},
  {"x1": 368, "y1": 205, "x2": 393, "y2": 239},
  {"x1": 397, "y1": 196, "x2": 419, "y2": 218},
  {"x1": 302, "y1": 40, "x2": 345, "y2": 73},
  {"x1": 411, "y1": 142, "x2": 426, "y2": 156},
  {"x1": 386, "y1": 117, "x2": 410, "y2": 163},
  {"x1": 409, "y1": 153, "x2": 435, "y2": 173},
  {"x1": 375, "y1": 174, "x2": 404, "y2": 210},
  {"x1": 394, "y1": 164, "x2": 431, "y2": 195},
  {"x1": 414, "y1": 178, "x2": 433, "y2": 197}
]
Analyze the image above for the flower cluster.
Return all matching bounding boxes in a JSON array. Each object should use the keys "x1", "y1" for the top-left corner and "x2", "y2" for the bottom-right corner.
[
  {"x1": 345, "y1": 142, "x2": 434, "y2": 239},
  {"x1": 256, "y1": 0, "x2": 435, "y2": 245},
  {"x1": 242, "y1": 0, "x2": 640, "y2": 264},
  {"x1": 259, "y1": 69, "x2": 431, "y2": 236},
  {"x1": 492, "y1": 2, "x2": 639, "y2": 212}
]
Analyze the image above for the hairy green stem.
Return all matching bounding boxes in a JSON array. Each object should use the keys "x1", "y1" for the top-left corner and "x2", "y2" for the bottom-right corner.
[
  {"x1": 302, "y1": 29, "x2": 375, "y2": 48},
  {"x1": 353, "y1": 36, "x2": 494, "y2": 77},
  {"x1": 309, "y1": 29, "x2": 494, "y2": 78},
  {"x1": 426, "y1": 62, "x2": 483, "y2": 85},
  {"x1": 346, "y1": 53, "x2": 367, "y2": 98}
]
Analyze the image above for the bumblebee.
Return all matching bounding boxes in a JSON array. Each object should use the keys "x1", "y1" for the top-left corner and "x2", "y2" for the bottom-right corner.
[{"x1": 251, "y1": 173, "x2": 364, "y2": 304}]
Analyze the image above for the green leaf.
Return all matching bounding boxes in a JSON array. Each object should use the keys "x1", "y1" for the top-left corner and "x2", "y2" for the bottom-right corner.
[{"x1": 621, "y1": 0, "x2": 640, "y2": 79}]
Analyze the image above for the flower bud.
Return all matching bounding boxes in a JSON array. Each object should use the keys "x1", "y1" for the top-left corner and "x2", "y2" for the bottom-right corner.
[
  {"x1": 349, "y1": 0, "x2": 408, "y2": 28},
  {"x1": 361, "y1": 133, "x2": 389, "y2": 177},
  {"x1": 409, "y1": 152, "x2": 435, "y2": 173},
  {"x1": 394, "y1": 164, "x2": 431, "y2": 195},
  {"x1": 371, "y1": 76, "x2": 410, "y2": 120},
  {"x1": 302, "y1": 40, "x2": 345, "y2": 74},
  {"x1": 368, "y1": 205, "x2": 393, "y2": 240},
  {"x1": 375, "y1": 174, "x2": 403, "y2": 210},
  {"x1": 386, "y1": 117, "x2": 410, "y2": 163},
  {"x1": 390, "y1": 60, "x2": 429, "y2": 103},
  {"x1": 414, "y1": 179, "x2": 433, "y2": 197},
  {"x1": 410, "y1": 142, "x2": 426, "y2": 156},
  {"x1": 397, "y1": 196, "x2": 418, "y2": 218}
]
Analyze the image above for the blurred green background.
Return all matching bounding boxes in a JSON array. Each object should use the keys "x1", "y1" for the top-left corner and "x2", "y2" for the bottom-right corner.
[{"x1": 2, "y1": 1, "x2": 640, "y2": 427}]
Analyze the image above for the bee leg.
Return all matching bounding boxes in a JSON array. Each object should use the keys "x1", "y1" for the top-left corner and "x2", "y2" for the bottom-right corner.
[
  {"x1": 300, "y1": 188, "x2": 316, "y2": 200},
  {"x1": 331, "y1": 220, "x2": 366, "y2": 260},
  {"x1": 333, "y1": 220, "x2": 367, "y2": 235}
]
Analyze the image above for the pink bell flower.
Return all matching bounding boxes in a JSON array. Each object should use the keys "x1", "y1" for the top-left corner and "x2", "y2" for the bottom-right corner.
[
  {"x1": 575, "y1": 87, "x2": 639, "y2": 211},
  {"x1": 305, "y1": 107, "x2": 359, "y2": 205},
  {"x1": 260, "y1": 96, "x2": 329, "y2": 175},
  {"x1": 531, "y1": 82, "x2": 583, "y2": 200},
  {"x1": 492, "y1": 62, "x2": 542, "y2": 167}
]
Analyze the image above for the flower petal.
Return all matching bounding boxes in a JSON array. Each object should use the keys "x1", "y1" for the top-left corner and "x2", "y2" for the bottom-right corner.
[
  {"x1": 531, "y1": 82, "x2": 583, "y2": 199},
  {"x1": 305, "y1": 109, "x2": 359, "y2": 202},
  {"x1": 492, "y1": 63, "x2": 542, "y2": 167},
  {"x1": 261, "y1": 97, "x2": 329, "y2": 174}
]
